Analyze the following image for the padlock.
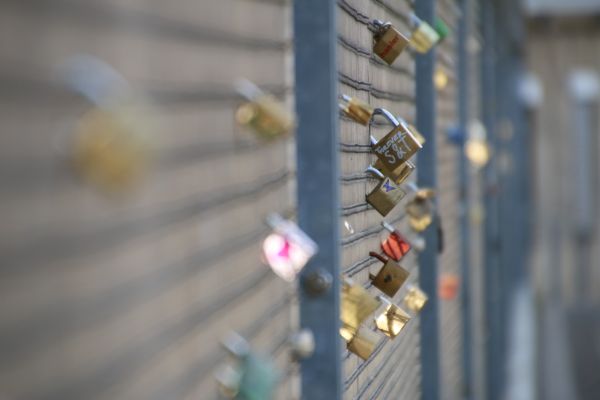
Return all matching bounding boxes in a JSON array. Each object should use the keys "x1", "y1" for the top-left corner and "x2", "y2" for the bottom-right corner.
[
  {"x1": 406, "y1": 188, "x2": 436, "y2": 232},
  {"x1": 371, "y1": 122, "x2": 422, "y2": 174},
  {"x1": 368, "y1": 252, "x2": 410, "y2": 298},
  {"x1": 403, "y1": 285, "x2": 428, "y2": 314},
  {"x1": 263, "y1": 214, "x2": 318, "y2": 282},
  {"x1": 339, "y1": 94, "x2": 373, "y2": 125},
  {"x1": 365, "y1": 166, "x2": 406, "y2": 217},
  {"x1": 374, "y1": 158, "x2": 415, "y2": 185},
  {"x1": 381, "y1": 221, "x2": 412, "y2": 261},
  {"x1": 346, "y1": 325, "x2": 380, "y2": 361},
  {"x1": 374, "y1": 296, "x2": 411, "y2": 338},
  {"x1": 341, "y1": 277, "x2": 381, "y2": 337},
  {"x1": 216, "y1": 332, "x2": 279, "y2": 400},
  {"x1": 439, "y1": 274, "x2": 460, "y2": 300},
  {"x1": 434, "y1": 17, "x2": 450, "y2": 42},
  {"x1": 74, "y1": 105, "x2": 151, "y2": 192},
  {"x1": 235, "y1": 79, "x2": 295, "y2": 140},
  {"x1": 372, "y1": 20, "x2": 410, "y2": 65},
  {"x1": 409, "y1": 14, "x2": 441, "y2": 54}
]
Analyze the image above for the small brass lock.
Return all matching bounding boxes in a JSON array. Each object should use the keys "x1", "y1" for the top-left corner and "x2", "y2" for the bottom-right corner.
[
  {"x1": 365, "y1": 167, "x2": 406, "y2": 217},
  {"x1": 409, "y1": 15, "x2": 441, "y2": 54},
  {"x1": 372, "y1": 20, "x2": 410, "y2": 65},
  {"x1": 341, "y1": 277, "x2": 381, "y2": 336},
  {"x1": 403, "y1": 285, "x2": 428, "y2": 314},
  {"x1": 235, "y1": 79, "x2": 295, "y2": 140},
  {"x1": 374, "y1": 158, "x2": 415, "y2": 185},
  {"x1": 406, "y1": 189, "x2": 436, "y2": 232},
  {"x1": 381, "y1": 222, "x2": 412, "y2": 261},
  {"x1": 346, "y1": 325, "x2": 380, "y2": 361},
  {"x1": 339, "y1": 94, "x2": 373, "y2": 125},
  {"x1": 374, "y1": 296, "x2": 411, "y2": 338},
  {"x1": 74, "y1": 106, "x2": 150, "y2": 192},
  {"x1": 372, "y1": 123, "x2": 422, "y2": 174},
  {"x1": 368, "y1": 252, "x2": 410, "y2": 298}
]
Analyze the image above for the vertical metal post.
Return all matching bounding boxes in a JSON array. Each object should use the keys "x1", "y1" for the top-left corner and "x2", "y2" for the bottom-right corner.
[
  {"x1": 415, "y1": 1, "x2": 440, "y2": 400},
  {"x1": 457, "y1": 0, "x2": 473, "y2": 398},
  {"x1": 293, "y1": 1, "x2": 342, "y2": 399}
]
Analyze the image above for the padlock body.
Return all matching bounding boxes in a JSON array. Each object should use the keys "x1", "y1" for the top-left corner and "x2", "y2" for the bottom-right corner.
[
  {"x1": 374, "y1": 159, "x2": 415, "y2": 184},
  {"x1": 347, "y1": 326, "x2": 379, "y2": 360},
  {"x1": 344, "y1": 97, "x2": 373, "y2": 125},
  {"x1": 366, "y1": 178, "x2": 406, "y2": 216},
  {"x1": 373, "y1": 125, "x2": 422, "y2": 173},
  {"x1": 404, "y1": 286, "x2": 428, "y2": 313},
  {"x1": 370, "y1": 260, "x2": 409, "y2": 297},
  {"x1": 410, "y1": 22, "x2": 441, "y2": 53},
  {"x1": 341, "y1": 281, "x2": 381, "y2": 331},
  {"x1": 236, "y1": 95, "x2": 294, "y2": 140},
  {"x1": 373, "y1": 26, "x2": 409, "y2": 65}
]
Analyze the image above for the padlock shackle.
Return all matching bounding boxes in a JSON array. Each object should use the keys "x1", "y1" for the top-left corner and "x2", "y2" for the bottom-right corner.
[
  {"x1": 365, "y1": 165, "x2": 385, "y2": 180},
  {"x1": 369, "y1": 251, "x2": 388, "y2": 264},
  {"x1": 371, "y1": 108, "x2": 400, "y2": 127},
  {"x1": 382, "y1": 221, "x2": 396, "y2": 233}
]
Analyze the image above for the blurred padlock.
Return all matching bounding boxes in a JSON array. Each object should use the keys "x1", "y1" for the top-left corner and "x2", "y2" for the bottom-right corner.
[
  {"x1": 74, "y1": 105, "x2": 151, "y2": 192},
  {"x1": 403, "y1": 285, "x2": 429, "y2": 314},
  {"x1": 340, "y1": 277, "x2": 381, "y2": 338},
  {"x1": 439, "y1": 274, "x2": 460, "y2": 300},
  {"x1": 381, "y1": 221, "x2": 412, "y2": 261},
  {"x1": 371, "y1": 120, "x2": 422, "y2": 175},
  {"x1": 365, "y1": 166, "x2": 406, "y2": 217},
  {"x1": 374, "y1": 296, "x2": 411, "y2": 338},
  {"x1": 216, "y1": 332, "x2": 279, "y2": 400},
  {"x1": 368, "y1": 252, "x2": 410, "y2": 298},
  {"x1": 346, "y1": 325, "x2": 380, "y2": 361},
  {"x1": 405, "y1": 188, "x2": 436, "y2": 232},
  {"x1": 434, "y1": 17, "x2": 450, "y2": 42},
  {"x1": 235, "y1": 79, "x2": 295, "y2": 140},
  {"x1": 409, "y1": 14, "x2": 441, "y2": 53},
  {"x1": 372, "y1": 20, "x2": 410, "y2": 65},
  {"x1": 339, "y1": 94, "x2": 374, "y2": 125}
]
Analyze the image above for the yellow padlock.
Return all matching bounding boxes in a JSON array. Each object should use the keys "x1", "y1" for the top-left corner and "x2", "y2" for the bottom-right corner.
[
  {"x1": 339, "y1": 94, "x2": 374, "y2": 125},
  {"x1": 346, "y1": 325, "x2": 380, "y2": 361},
  {"x1": 403, "y1": 285, "x2": 429, "y2": 314},
  {"x1": 374, "y1": 296, "x2": 411, "y2": 338},
  {"x1": 409, "y1": 15, "x2": 441, "y2": 54}
]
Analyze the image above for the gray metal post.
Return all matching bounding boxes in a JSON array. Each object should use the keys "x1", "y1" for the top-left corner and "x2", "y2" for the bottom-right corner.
[
  {"x1": 293, "y1": 1, "x2": 342, "y2": 399},
  {"x1": 415, "y1": 1, "x2": 440, "y2": 400},
  {"x1": 457, "y1": 0, "x2": 473, "y2": 398}
]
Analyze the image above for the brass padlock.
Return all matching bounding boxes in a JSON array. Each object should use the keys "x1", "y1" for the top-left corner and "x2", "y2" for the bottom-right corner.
[
  {"x1": 368, "y1": 252, "x2": 410, "y2": 298},
  {"x1": 374, "y1": 296, "x2": 411, "y2": 338},
  {"x1": 406, "y1": 188, "x2": 436, "y2": 232},
  {"x1": 374, "y1": 158, "x2": 415, "y2": 185},
  {"x1": 235, "y1": 79, "x2": 295, "y2": 140},
  {"x1": 340, "y1": 277, "x2": 381, "y2": 336},
  {"x1": 403, "y1": 285, "x2": 428, "y2": 314},
  {"x1": 409, "y1": 14, "x2": 441, "y2": 54},
  {"x1": 346, "y1": 325, "x2": 380, "y2": 361},
  {"x1": 365, "y1": 166, "x2": 406, "y2": 217},
  {"x1": 74, "y1": 105, "x2": 151, "y2": 192},
  {"x1": 371, "y1": 122, "x2": 422, "y2": 175},
  {"x1": 372, "y1": 20, "x2": 410, "y2": 65},
  {"x1": 339, "y1": 94, "x2": 373, "y2": 125}
]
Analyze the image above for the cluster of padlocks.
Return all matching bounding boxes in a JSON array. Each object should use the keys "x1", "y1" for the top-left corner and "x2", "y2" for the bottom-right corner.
[{"x1": 62, "y1": 12, "x2": 447, "y2": 400}]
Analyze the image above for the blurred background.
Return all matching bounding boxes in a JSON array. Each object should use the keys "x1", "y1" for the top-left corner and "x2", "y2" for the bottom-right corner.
[{"x1": 0, "y1": 0, "x2": 599, "y2": 399}]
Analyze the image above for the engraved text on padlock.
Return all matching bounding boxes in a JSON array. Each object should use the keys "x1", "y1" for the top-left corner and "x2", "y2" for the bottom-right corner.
[
  {"x1": 372, "y1": 125, "x2": 422, "y2": 173},
  {"x1": 373, "y1": 25, "x2": 409, "y2": 65}
]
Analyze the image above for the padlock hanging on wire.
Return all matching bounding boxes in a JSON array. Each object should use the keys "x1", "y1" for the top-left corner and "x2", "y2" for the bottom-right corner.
[
  {"x1": 382, "y1": 221, "x2": 426, "y2": 254},
  {"x1": 374, "y1": 295, "x2": 411, "y2": 339},
  {"x1": 63, "y1": 55, "x2": 154, "y2": 193},
  {"x1": 403, "y1": 184, "x2": 436, "y2": 232},
  {"x1": 403, "y1": 285, "x2": 429, "y2": 314},
  {"x1": 368, "y1": 251, "x2": 410, "y2": 298},
  {"x1": 380, "y1": 221, "x2": 413, "y2": 261},
  {"x1": 408, "y1": 14, "x2": 442, "y2": 53},
  {"x1": 235, "y1": 79, "x2": 295, "y2": 140},
  {"x1": 339, "y1": 94, "x2": 374, "y2": 125},
  {"x1": 371, "y1": 19, "x2": 410, "y2": 65},
  {"x1": 365, "y1": 166, "x2": 407, "y2": 217}
]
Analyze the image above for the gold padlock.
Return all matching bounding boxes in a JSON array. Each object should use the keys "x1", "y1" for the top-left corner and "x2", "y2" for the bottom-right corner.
[
  {"x1": 409, "y1": 15, "x2": 441, "y2": 54},
  {"x1": 340, "y1": 277, "x2": 381, "y2": 336},
  {"x1": 74, "y1": 106, "x2": 150, "y2": 192},
  {"x1": 365, "y1": 167, "x2": 406, "y2": 217},
  {"x1": 346, "y1": 325, "x2": 380, "y2": 361},
  {"x1": 374, "y1": 159, "x2": 415, "y2": 185},
  {"x1": 374, "y1": 296, "x2": 411, "y2": 338},
  {"x1": 368, "y1": 252, "x2": 410, "y2": 298},
  {"x1": 372, "y1": 20, "x2": 410, "y2": 65},
  {"x1": 403, "y1": 285, "x2": 428, "y2": 314},
  {"x1": 339, "y1": 94, "x2": 373, "y2": 125},
  {"x1": 406, "y1": 189, "x2": 436, "y2": 232},
  {"x1": 235, "y1": 79, "x2": 295, "y2": 140},
  {"x1": 372, "y1": 123, "x2": 422, "y2": 175}
]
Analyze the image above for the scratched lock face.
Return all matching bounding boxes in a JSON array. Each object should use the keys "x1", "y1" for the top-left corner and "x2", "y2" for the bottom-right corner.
[
  {"x1": 369, "y1": 259, "x2": 409, "y2": 298},
  {"x1": 366, "y1": 177, "x2": 406, "y2": 217},
  {"x1": 372, "y1": 125, "x2": 422, "y2": 174},
  {"x1": 373, "y1": 24, "x2": 409, "y2": 65}
]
